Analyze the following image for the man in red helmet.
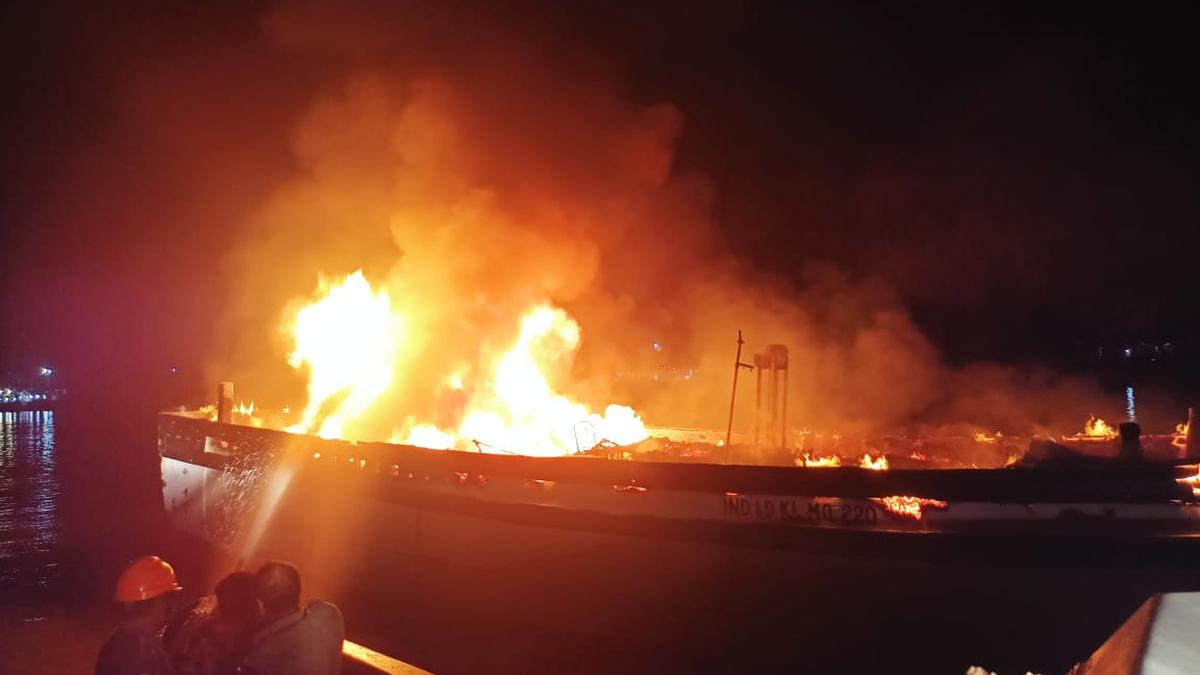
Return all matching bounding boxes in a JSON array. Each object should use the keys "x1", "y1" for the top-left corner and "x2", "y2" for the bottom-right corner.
[{"x1": 96, "y1": 555, "x2": 183, "y2": 675}]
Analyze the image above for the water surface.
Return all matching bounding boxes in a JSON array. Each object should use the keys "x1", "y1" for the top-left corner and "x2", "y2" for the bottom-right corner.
[{"x1": 0, "y1": 411, "x2": 59, "y2": 592}]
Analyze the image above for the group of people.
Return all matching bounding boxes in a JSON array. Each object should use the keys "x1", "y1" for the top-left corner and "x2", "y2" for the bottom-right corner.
[{"x1": 95, "y1": 555, "x2": 344, "y2": 675}]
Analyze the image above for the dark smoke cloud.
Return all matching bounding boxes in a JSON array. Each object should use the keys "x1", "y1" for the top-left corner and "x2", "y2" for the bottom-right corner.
[
  {"x1": 200, "y1": 0, "x2": 1114, "y2": 443},
  {"x1": 10, "y1": 1, "x2": 1191, "y2": 440}
]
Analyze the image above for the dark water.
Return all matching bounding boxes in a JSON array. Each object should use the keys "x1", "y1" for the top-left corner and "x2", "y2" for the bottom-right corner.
[
  {"x1": 0, "y1": 405, "x2": 211, "y2": 671},
  {"x1": 0, "y1": 411, "x2": 59, "y2": 592}
]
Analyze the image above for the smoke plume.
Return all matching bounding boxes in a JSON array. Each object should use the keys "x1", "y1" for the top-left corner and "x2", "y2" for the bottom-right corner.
[{"x1": 209, "y1": 0, "x2": 1106, "y2": 443}]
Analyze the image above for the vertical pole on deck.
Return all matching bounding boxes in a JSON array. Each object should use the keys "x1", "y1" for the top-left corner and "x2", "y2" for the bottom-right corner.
[
  {"x1": 754, "y1": 358, "x2": 763, "y2": 447},
  {"x1": 725, "y1": 331, "x2": 744, "y2": 455},
  {"x1": 725, "y1": 331, "x2": 754, "y2": 461},
  {"x1": 1187, "y1": 407, "x2": 1198, "y2": 459},
  {"x1": 781, "y1": 365, "x2": 789, "y2": 450},
  {"x1": 767, "y1": 361, "x2": 778, "y2": 447},
  {"x1": 217, "y1": 382, "x2": 234, "y2": 424}
]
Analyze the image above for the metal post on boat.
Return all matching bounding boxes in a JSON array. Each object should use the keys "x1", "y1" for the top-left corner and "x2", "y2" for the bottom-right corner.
[
  {"x1": 217, "y1": 381, "x2": 234, "y2": 424},
  {"x1": 754, "y1": 353, "x2": 770, "y2": 447},
  {"x1": 1118, "y1": 422, "x2": 1142, "y2": 460},
  {"x1": 770, "y1": 355, "x2": 779, "y2": 446},
  {"x1": 781, "y1": 364, "x2": 789, "y2": 449},
  {"x1": 1187, "y1": 407, "x2": 1198, "y2": 459},
  {"x1": 766, "y1": 344, "x2": 789, "y2": 449},
  {"x1": 725, "y1": 331, "x2": 754, "y2": 459}
]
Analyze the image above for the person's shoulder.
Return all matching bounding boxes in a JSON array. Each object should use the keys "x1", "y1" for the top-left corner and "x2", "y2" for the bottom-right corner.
[
  {"x1": 164, "y1": 595, "x2": 216, "y2": 646},
  {"x1": 303, "y1": 600, "x2": 345, "y2": 636},
  {"x1": 97, "y1": 628, "x2": 142, "y2": 659},
  {"x1": 305, "y1": 600, "x2": 342, "y2": 619},
  {"x1": 95, "y1": 629, "x2": 134, "y2": 673},
  {"x1": 95, "y1": 628, "x2": 171, "y2": 675}
]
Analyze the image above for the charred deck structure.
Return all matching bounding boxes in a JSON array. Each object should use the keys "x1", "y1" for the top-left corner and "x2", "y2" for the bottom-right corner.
[{"x1": 159, "y1": 411, "x2": 1200, "y2": 674}]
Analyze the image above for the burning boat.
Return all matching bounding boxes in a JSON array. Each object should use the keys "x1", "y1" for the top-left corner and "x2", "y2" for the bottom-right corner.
[
  {"x1": 159, "y1": 274, "x2": 1200, "y2": 672},
  {"x1": 161, "y1": 404, "x2": 1200, "y2": 557},
  {"x1": 163, "y1": 394, "x2": 1200, "y2": 670},
  {"x1": 159, "y1": 403, "x2": 1200, "y2": 673}
]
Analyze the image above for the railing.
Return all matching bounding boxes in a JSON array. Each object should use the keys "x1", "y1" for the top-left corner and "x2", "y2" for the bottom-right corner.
[
  {"x1": 343, "y1": 639, "x2": 432, "y2": 675},
  {"x1": 160, "y1": 412, "x2": 1198, "y2": 503}
]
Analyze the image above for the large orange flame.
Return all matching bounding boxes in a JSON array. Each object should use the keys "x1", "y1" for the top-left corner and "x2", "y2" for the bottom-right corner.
[
  {"x1": 286, "y1": 271, "x2": 403, "y2": 439},
  {"x1": 285, "y1": 272, "x2": 646, "y2": 455},
  {"x1": 421, "y1": 305, "x2": 648, "y2": 456}
]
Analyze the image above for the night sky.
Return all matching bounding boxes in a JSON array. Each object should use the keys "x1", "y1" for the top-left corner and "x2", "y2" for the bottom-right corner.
[{"x1": 3, "y1": 1, "x2": 1199, "y2": 396}]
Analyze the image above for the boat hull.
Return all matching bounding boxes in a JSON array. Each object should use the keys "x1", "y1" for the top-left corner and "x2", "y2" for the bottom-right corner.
[{"x1": 158, "y1": 413, "x2": 1200, "y2": 674}]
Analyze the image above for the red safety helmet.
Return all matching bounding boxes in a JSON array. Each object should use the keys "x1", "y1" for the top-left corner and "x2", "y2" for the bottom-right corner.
[{"x1": 114, "y1": 555, "x2": 182, "y2": 603}]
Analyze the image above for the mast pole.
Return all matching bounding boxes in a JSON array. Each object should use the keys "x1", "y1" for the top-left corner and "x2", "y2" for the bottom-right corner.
[{"x1": 725, "y1": 331, "x2": 753, "y2": 460}]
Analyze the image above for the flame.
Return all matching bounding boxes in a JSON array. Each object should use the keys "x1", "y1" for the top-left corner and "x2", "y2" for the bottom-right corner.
[
  {"x1": 286, "y1": 271, "x2": 402, "y2": 439},
  {"x1": 1082, "y1": 415, "x2": 1117, "y2": 438},
  {"x1": 233, "y1": 400, "x2": 264, "y2": 428},
  {"x1": 1173, "y1": 422, "x2": 1190, "y2": 451},
  {"x1": 1179, "y1": 466, "x2": 1200, "y2": 499},
  {"x1": 445, "y1": 305, "x2": 647, "y2": 455},
  {"x1": 872, "y1": 496, "x2": 948, "y2": 520},
  {"x1": 797, "y1": 452, "x2": 842, "y2": 468},
  {"x1": 859, "y1": 453, "x2": 889, "y2": 471},
  {"x1": 285, "y1": 276, "x2": 646, "y2": 455},
  {"x1": 972, "y1": 431, "x2": 1001, "y2": 444},
  {"x1": 1063, "y1": 415, "x2": 1118, "y2": 441},
  {"x1": 397, "y1": 423, "x2": 456, "y2": 451}
]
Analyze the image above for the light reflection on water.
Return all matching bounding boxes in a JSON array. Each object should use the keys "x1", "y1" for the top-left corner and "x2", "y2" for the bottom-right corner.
[{"x1": 0, "y1": 410, "x2": 59, "y2": 590}]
